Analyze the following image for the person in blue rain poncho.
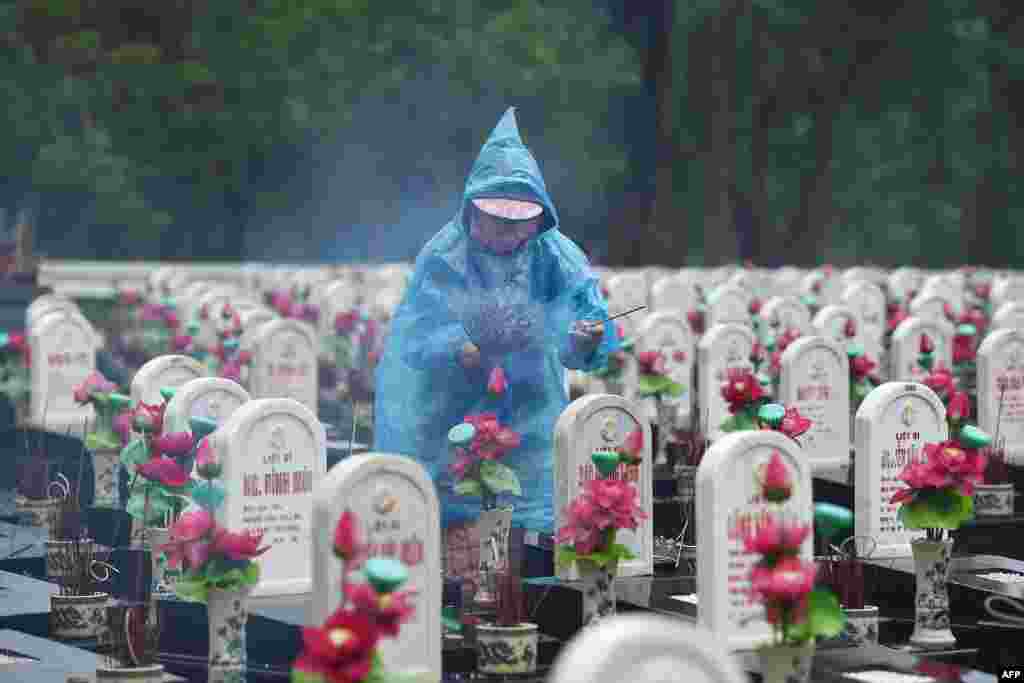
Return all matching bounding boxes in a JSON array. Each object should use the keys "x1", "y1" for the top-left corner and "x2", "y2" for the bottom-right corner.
[{"x1": 374, "y1": 108, "x2": 620, "y2": 553}]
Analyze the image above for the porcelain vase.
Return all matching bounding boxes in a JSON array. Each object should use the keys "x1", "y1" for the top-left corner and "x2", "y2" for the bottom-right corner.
[
  {"x1": 50, "y1": 592, "x2": 109, "y2": 640},
  {"x1": 910, "y1": 538, "x2": 957, "y2": 649},
  {"x1": 207, "y1": 586, "x2": 250, "y2": 682},
  {"x1": 144, "y1": 527, "x2": 177, "y2": 594},
  {"x1": 578, "y1": 561, "x2": 616, "y2": 628},
  {"x1": 842, "y1": 605, "x2": 879, "y2": 646},
  {"x1": 475, "y1": 623, "x2": 539, "y2": 675},
  {"x1": 474, "y1": 505, "x2": 513, "y2": 605},
  {"x1": 92, "y1": 448, "x2": 121, "y2": 508},
  {"x1": 759, "y1": 641, "x2": 815, "y2": 683}
]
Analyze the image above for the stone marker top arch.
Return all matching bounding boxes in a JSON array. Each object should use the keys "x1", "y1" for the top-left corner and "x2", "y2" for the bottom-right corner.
[
  {"x1": 311, "y1": 452, "x2": 440, "y2": 681},
  {"x1": 29, "y1": 309, "x2": 100, "y2": 433},
  {"x1": 854, "y1": 381, "x2": 948, "y2": 558},
  {"x1": 760, "y1": 296, "x2": 812, "y2": 335},
  {"x1": 163, "y1": 376, "x2": 251, "y2": 434},
  {"x1": 549, "y1": 615, "x2": 746, "y2": 683},
  {"x1": 130, "y1": 354, "x2": 207, "y2": 407},
  {"x1": 651, "y1": 275, "x2": 700, "y2": 316},
  {"x1": 705, "y1": 284, "x2": 753, "y2": 327},
  {"x1": 27, "y1": 295, "x2": 79, "y2": 330},
  {"x1": 993, "y1": 302, "x2": 1024, "y2": 330}
]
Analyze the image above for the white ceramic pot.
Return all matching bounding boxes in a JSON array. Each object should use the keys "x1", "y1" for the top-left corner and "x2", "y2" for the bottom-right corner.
[
  {"x1": 910, "y1": 538, "x2": 957, "y2": 649},
  {"x1": 95, "y1": 664, "x2": 165, "y2": 683},
  {"x1": 92, "y1": 447, "x2": 122, "y2": 508},
  {"x1": 974, "y1": 483, "x2": 1014, "y2": 517},
  {"x1": 759, "y1": 641, "x2": 815, "y2": 683},
  {"x1": 475, "y1": 622, "x2": 539, "y2": 675},
  {"x1": 578, "y1": 560, "x2": 617, "y2": 628},
  {"x1": 50, "y1": 592, "x2": 109, "y2": 640}
]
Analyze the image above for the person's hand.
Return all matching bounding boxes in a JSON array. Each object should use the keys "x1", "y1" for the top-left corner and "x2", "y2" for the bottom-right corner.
[
  {"x1": 571, "y1": 320, "x2": 605, "y2": 352},
  {"x1": 459, "y1": 341, "x2": 481, "y2": 368}
]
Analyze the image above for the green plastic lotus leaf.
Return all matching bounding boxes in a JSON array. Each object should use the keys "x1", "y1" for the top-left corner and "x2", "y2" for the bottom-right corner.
[
  {"x1": 959, "y1": 424, "x2": 992, "y2": 450},
  {"x1": 448, "y1": 423, "x2": 476, "y2": 447},
  {"x1": 591, "y1": 450, "x2": 621, "y2": 478},
  {"x1": 364, "y1": 557, "x2": 408, "y2": 594}
]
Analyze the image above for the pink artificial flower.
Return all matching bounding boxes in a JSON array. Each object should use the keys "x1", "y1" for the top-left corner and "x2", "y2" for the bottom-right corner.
[
  {"x1": 887, "y1": 306, "x2": 909, "y2": 332},
  {"x1": 213, "y1": 528, "x2": 271, "y2": 561},
  {"x1": 73, "y1": 371, "x2": 117, "y2": 404},
  {"x1": 952, "y1": 332, "x2": 976, "y2": 364},
  {"x1": 137, "y1": 457, "x2": 190, "y2": 488},
  {"x1": 448, "y1": 449, "x2": 473, "y2": 480},
  {"x1": 171, "y1": 334, "x2": 192, "y2": 352},
  {"x1": 843, "y1": 318, "x2": 857, "y2": 339},
  {"x1": 672, "y1": 350, "x2": 687, "y2": 363},
  {"x1": 132, "y1": 402, "x2": 165, "y2": 434},
  {"x1": 140, "y1": 304, "x2": 166, "y2": 322},
  {"x1": 555, "y1": 499, "x2": 605, "y2": 555},
  {"x1": 72, "y1": 383, "x2": 90, "y2": 405},
  {"x1": 164, "y1": 311, "x2": 180, "y2": 329},
  {"x1": 583, "y1": 477, "x2": 648, "y2": 531},
  {"x1": 749, "y1": 298, "x2": 762, "y2": 316},
  {"x1": 636, "y1": 350, "x2": 667, "y2": 376},
  {"x1": 947, "y1": 391, "x2": 970, "y2": 423},
  {"x1": 487, "y1": 366, "x2": 507, "y2": 397},
  {"x1": 618, "y1": 428, "x2": 644, "y2": 465},
  {"x1": 741, "y1": 517, "x2": 810, "y2": 557},
  {"x1": 335, "y1": 311, "x2": 360, "y2": 334},
  {"x1": 152, "y1": 431, "x2": 195, "y2": 458},
  {"x1": 851, "y1": 354, "x2": 877, "y2": 381},
  {"x1": 778, "y1": 407, "x2": 812, "y2": 439},
  {"x1": 334, "y1": 510, "x2": 361, "y2": 561},
  {"x1": 750, "y1": 557, "x2": 817, "y2": 604},
  {"x1": 220, "y1": 360, "x2": 243, "y2": 383},
  {"x1": 974, "y1": 283, "x2": 991, "y2": 301},
  {"x1": 169, "y1": 508, "x2": 214, "y2": 543},
  {"x1": 922, "y1": 365, "x2": 955, "y2": 397},
  {"x1": 687, "y1": 309, "x2": 705, "y2": 335},
  {"x1": 760, "y1": 451, "x2": 793, "y2": 502},
  {"x1": 119, "y1": 290, "x2": 140, "y2": 305},
  {"x1": 271, "y1": 291, "x2": 293, "y2": 317}
]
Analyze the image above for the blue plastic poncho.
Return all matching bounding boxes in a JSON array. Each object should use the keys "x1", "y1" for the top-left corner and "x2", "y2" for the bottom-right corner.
[{"x1": 374, "y1": 108, "x2": 619, "y2": 533}]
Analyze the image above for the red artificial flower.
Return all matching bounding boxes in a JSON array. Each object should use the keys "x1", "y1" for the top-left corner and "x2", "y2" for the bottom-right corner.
[
  {"x1": 272, "y1": 292, "x2": 293, "y2": 318},
  {"x1": 760, "y1": 451, "x2": 793, "y2": 502},
  {"x1": 749, "y1": 298, "x2": 763, "y2": 316},
  {"x1": 137, "y1": 457, "x2": 190, "y2": 488},
  {"x1": 113, "y1": 412, "x2": 133, "y2": 446},
  {"x1": 952, "y1": 332, "x2": 976, "y2": 364},
  {"x1": 463, "y1": 413, "x2": 521, "y2": 461},
  {"x1": 334, "y1": 510, "x2": 360, "y2": 561},
  {"x1": 843, "y1": 318, "x2": 857, "y2": 339},
  {"x1": 487, "y1": 366, "x2": 507, "y2": 396},
  {"x1": 920, "y1": 333, "x2": 935, "y2": 354},
  {"x1": 448, "y1": 449, "x2": 473, "y2": 480},
  {"x1": 741, "y1": 516, "x2": 810, "y2": 558},
  {"x1": 195, "y1": 438, "x2": 221, "y2": 479},
  {"x1": 778, "y1": 407, "x2": 812, "y2": 439},
  {"x1": 776, "y1": 329, "x2": 801, "y2": 353},
  {"x1": 152, "y1": 431, "x2": 195, "y2": 458},
  {"x1": 889, "y1": 440, "x2": 987, "y2": 503},
  {"x1": 220, "y1": 360, "x2": 243, "y2": 383},
  {"x1": 164, "y1": 311, "x2": 180, "y2": 329},
  {"x1": 213, "y1": 528, "x2": 271, "y2": 561},
  {"x1": 119, "y1": 290, "x2": 141, "y2": 306},
  {"x1": 618, "y1": 428, "x2": 644, "y2": 465},
  {"x1": 887, "y1": 306, "x2": 909, "y2": 332},
  {"x1": 171, "y1": 334, "x2": 192, "y2": 352},
  {"x1": 672, "y1": 350, "x2": 687, "y2": 363},
  {"x1": 132, "y1": 402, "x2": 165, "y2": 434},
  {"x1": 943, "y1": 302, "x2": 957, "y2": 323},
  {"x1": 295, "y1": 610, "x2": 380, "y2": 683},
  {"x1": 922, "y1": 365, "x2": 955, "y2": 398},
  {"x1": 343, "y1": 583, "x2": 415, "y2": 638},
  {"x1": 160, "y1": 508, "x2": 215, "y2": 570},
  {"x1": 947, "y1": 390, "x2": 970, "y2": 423},
  {"x1": 720, "y1": 367, "x2": 764, "y2": 413},
  {"x1": 750, "y1": 557, "x2": 817, "y2": 605},
  {"x1": 974, "y1": 283, "x2": 991, "y2": 301},
  {"x1": 637, "y1": 350, "x2": 667, "y2": 376},
  {"x1": 750, "y1": 343, "x2": 766, "y2": 365},
  {"x1": 850, "y1": 354, "x2": 877, "y2": 381}
]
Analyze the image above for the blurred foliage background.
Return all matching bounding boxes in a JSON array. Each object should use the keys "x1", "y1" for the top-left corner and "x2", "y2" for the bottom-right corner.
[{"x1": 1, "y1": 1, "x2": 1021, "y2": 267}]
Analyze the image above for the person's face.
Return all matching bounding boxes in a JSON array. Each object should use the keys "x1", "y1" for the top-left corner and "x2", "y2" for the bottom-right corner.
[{"x1": 470, "y1": 209, "x2": 542, "y2": 254}]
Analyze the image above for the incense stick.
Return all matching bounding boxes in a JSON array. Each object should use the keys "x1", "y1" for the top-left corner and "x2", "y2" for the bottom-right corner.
[{"x1": 602, "y1": 305, "x2": 646, "y2": 324}]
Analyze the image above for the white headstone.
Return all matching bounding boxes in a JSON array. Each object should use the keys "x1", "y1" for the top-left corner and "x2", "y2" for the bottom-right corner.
[
  {"x1": 130, "y1": 355, "x2": 207, "y2": 407},
  {"x1": 760, "y1": 296, "x2": 812, "y2": 335},
  {"x1": 554, "y1": 394, "x2": 653, "y2": 580},
  {"x1": 248, "y1": 319, "x2": 319, "y2": 414},
  {"x1": 842, "y1": 281, "x2": 886, "y2": 344},
  {"x1": 213, "y1": 398, "x2": 326, "y2": 595},
  {"x1": 812, "y1": 304, "x2": 860, "y2": 347},
  {"x1": 992, "y1": 302, "x2": 1024, "y2": 331},
  {"x1": 698, "y1": 324, "x2": 757, "y2": 442},
  {"x1": 163, "y1": 377, "x2": 251, "y2": 434},
  {"x1": 778, "y1": 336, "x2": 850, "y2": 470},
  {"x1": 696, "y1": 430, "x2": 813, "y2": 651},
  {"x1": 195, "y1": 288, "x2": 240, "y2": 347},
  {"x1": 606, "y1": 273, "x2": 649, "y2": 341},
  {"x1": 311, "y1": 452, "x2": 440, "y2": 681},
  {"x1": 993, "y1": 276, "x2": 1024, "y2": 312},
  {"x1": 26, "y1": 295, "x2": 79, "y2": 330},
  {"x1": 854, "y1": 381, "x2": 947, "y2": 558},
  {"x1": 801, "y1": 269, "x2": 843, "y2": 306},
  {"x1": 705, "y1": 285, "x2": 752, "y2": 328},
  {"x1": 889, "y1": 317, "x2": 954, "y2": 381},
  {"x1": 921, "y1": 275, "x2": 962, "y2": 314},
  {"x1": 888, "y1": 268, "x2": 923, "y2": 304},
  {"x1": 842, "y1": 267, "x2": 887, "y2": 288},
  {"x1": 29, "y1": 310, "x2": 98, "y2": 433},
  {"x1": 651, "y1": 276, "x2": 700, "y2": 320},
  {"x1": 318, "y1": 279, "x2": 361, "y2": 339},
  {"x1": 909, "y1": 292, "x2": 954, "y2": 323},
  {"x1": 635, "y1": 312, "x2": 695, "y2": 428},
  {"x1": 549, "y1": 615, "x2": 746, "y2": 683},
  {"x1": 977, "y1": 329, "x2": 1024, "y2": 466},
  {"x1": 772, "y1": 267, "x2": 805, "y2": 298}
]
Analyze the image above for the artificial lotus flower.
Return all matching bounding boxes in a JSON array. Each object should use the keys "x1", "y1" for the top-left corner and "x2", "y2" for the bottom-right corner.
[
  {"x1": 271, "y1": 291, "x2": 293, "y2": 317},
  {"x1": 741, "y1": 517, "x2": 810, "y2": 559},
  {"x1": 132, "y1": 402, "x2": 165, "y2": 434},
  {"x1": 164, "y1": 310, "x2": 180, "y2": 329},
  {"x1": 750, "y1": 557, "x2": 817, "y2": 605},
  {"x1": 636, "y1": 350, "x2": 668, "y2": 376},
  {"x1": 137, "y1": 456, "x2": 190, "y2": 488},
  {"x1": 487, "y1": 366, "x2": 507, "y2": 397},
  {"x1": 778, "y1": 407, "x2": 812, "y2": 440},
  {"x1": 160, "y1": 508, "x2": 215, "y2": 570},
  {"x1": 72, "y1": 371, "x2": 118, "y2": 404},
  {"x1": 171, "y1": 334, "x2": 193, "y2": 352},
  {"x1": 618, "y1": 427, "x2": 644, "y2": 465},
  {"x1": 582, "y1": 477, "x2": 647, "y2": 531},
  {"x1": 850, "y1": 354, "x2": 877, "y2": 381},
  {"x1": 749, "y1": 298, "x2": 762, "y2": 316},
  {"x1": 113, "y1": 412, "x2": 133, "y2": 446},
  {"x1": 887, "y1": 304, "x2": 909, "y2": 333},
  {"x1": 721, "y1": 367, "x2": 764, "y2": 414},
  {"x1": 843, "y1": 318, "x2": 857, "y2": 339},
  {"x1": 213, "y1": 528, "x2": 271, "y2": 561},
  {"x1": 335, "y1": 310, "x2": 360, "y2": 335},
  {"x1": 920, "y1": 333, "x2": 935, "y2": 355},
  {"x1": 294, "y1": 610, "x2": 380, "y2": 683},
  {"x1": 342, "y1": 583, "x2": 415, "y2": 638},
  {"x1": 195, "y1": 437, "x2": 221, "y2": 479},
  {"x1": 672, "y1": 350, "x2": 686, "y2": 363},
  {"x1": 333, "y1": 510, "x2": 360, "y2": 561},
  {"x1": 555, "y1": 498, "x2": 606, "y2": 556},
  {"x1": 119, "y1": 289, "x2": 141, "y2": 305},
  {"x1": 952, "y1": 329, "x2": 976, "y2": 364},
  {"x1": 760, "y1": 451, "x2": 793, "y2": 502},
  {"x1": 152, "y1": 431, "x2": 195, "y2": 458},
  {"x1": 947, "y1": 390, "x2": 971, "y2": 424},
  {"x1": 922, "y1": 364, "x2": 955, "y2": 397},
  {"x1": 687, "y1": 309, "x2": 705, "y2": 335}
]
